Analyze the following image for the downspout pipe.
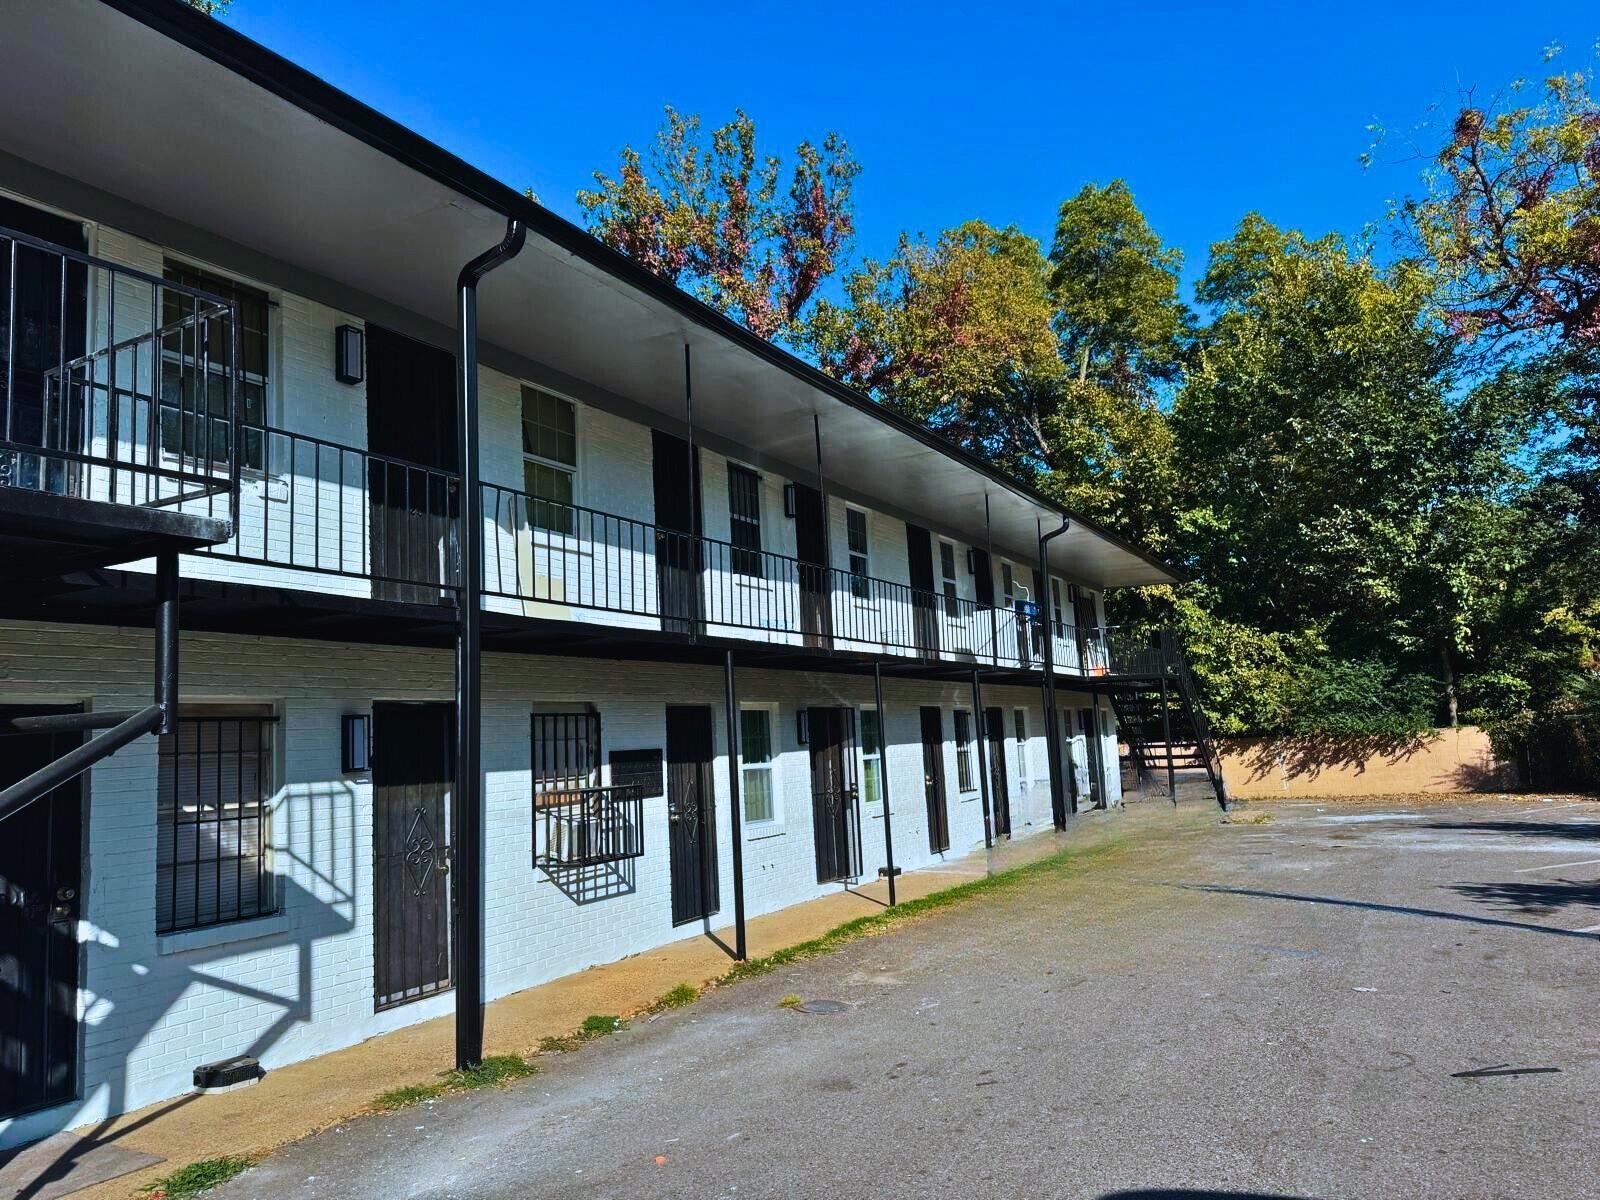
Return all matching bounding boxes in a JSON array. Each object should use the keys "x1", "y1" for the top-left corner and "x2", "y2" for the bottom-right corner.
[
  {"x1": 1037, "y1": 516, "x2": 1070, "y2": 825},
  {"x1": 453, "y1": 217, "x2": 526, "y2": 1072}
]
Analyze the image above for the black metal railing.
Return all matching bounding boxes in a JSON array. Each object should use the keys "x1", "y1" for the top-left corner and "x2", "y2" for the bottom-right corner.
[
  {"x1": 534, "y1": 784, "x2": 645, "y2": 868},
  {"x1": 1, "y1": 225, "x2": 240, "y2": 517}
]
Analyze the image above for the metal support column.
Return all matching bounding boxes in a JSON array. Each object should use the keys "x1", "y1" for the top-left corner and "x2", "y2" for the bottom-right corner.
[
  {"x1": 453, "y1": 218, "x2": 526, "y2": 1072},
  {"x1": 970, "y1": 668, "x2": 994, "y2": 850},
  {"x1": 1037, "y1": 517, "x2": 1070, "y2": 829},
  {"x1": 155, "y1": 550, "x2": 178, "y2": 735},
  {"x1": 1161, "y1": 674, "x2": 1177, "y2": 805},
  {"x1": 723, "y1": 650, "x2": 748, "y2": 959},
  {"x1": 873, "y1": 662, "x2": 898, "y2": 906}
]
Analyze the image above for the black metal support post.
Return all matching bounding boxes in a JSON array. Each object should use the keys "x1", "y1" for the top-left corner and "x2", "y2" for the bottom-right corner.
[
  {"x1": 1160, "y1": 674, "x2": 1177, "y2": 805},
  {"x1": 970, "y1": 668, "x2": 994, "y2": 849},
  {"x1": 155, "y1": 551, "x2": 178, "y2": 736},
  {"x1": 873, "y1": 662, "x2": 898, "y2": 906},
  {"x1": 723, "y1": 650, "x2": 748, "y2": 959},
  {"x1": 453, "y1": 217, "x2": 526, "y2": 1072},
  {"x1": 1037, "y1": 516, "x2": 1070, "y2": 828}
]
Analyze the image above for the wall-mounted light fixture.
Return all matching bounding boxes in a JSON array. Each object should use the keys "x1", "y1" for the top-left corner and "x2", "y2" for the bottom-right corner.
[
  {"x1": 795, "y1": 708, "x2": 809, "y2": 745},
  {"x1": 340, "y1": 713, "x2": 370, "y2": 773},
  {"x1": 334, "y1": 324, "x2": 364, "y2": 385},
  {"x1": 966, "y1": 547, "x2": 978, "y2": 575},
  {"x1": 783, "y1": 482, "x2": 798, "y2": 519}
]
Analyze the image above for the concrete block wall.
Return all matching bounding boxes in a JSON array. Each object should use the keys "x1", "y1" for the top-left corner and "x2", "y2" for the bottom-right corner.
[{"x1": 0, "y1": 619, "x2": 1108, "y2": 1148}]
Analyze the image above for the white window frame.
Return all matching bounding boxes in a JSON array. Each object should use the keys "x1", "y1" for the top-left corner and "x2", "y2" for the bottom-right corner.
[
  {"x1": 738, "y1": 702, "x2": 781, "y2": 826},
  {"x1": 939, "y1": 539, "x2": 960, "y2": 618},
  {"x1": 857, "y1": 703, "x2": 885, "y2": 805},
  {"x1": 1013, "y1": 707, "x2": 1030, "y2": 786},
  {"x1": 519, "y1": 383, "x2": 581, "y2": 532},
  {"x1": 845, "y1": 505, "x2": 872, "y2": 602}
]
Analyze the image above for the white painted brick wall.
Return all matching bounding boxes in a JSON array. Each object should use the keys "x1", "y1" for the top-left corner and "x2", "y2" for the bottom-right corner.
[{"x1": 0, "y1": 620, "x2": 1108, "y2": 1147}]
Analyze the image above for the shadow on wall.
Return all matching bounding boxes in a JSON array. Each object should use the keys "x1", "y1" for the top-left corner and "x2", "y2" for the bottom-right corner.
[
  {"x1": 1220, "y1": 727, "x2": 1520, "y2": 798},
  {"x1": 1, "y1": 779, "x2": 360, "y2": 1200}
]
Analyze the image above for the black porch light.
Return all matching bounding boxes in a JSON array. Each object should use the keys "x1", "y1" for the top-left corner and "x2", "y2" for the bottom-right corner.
[
  {"x1": 341, "y1": 713, "x2": 370, "y2": 773},
  {"x1": 335, "y1": 324, "x2": 364, "y2": 384},
  {"x1": 795, "y1": 707, "x2": 809, "y2": 745},
  {"x1": 783, "y1": 482, "x2": 798, "y2": 518}
]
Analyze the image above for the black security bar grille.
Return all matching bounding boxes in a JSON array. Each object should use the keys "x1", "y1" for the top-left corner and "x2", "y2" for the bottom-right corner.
[
  {"x1": 156, "y1": 710, "x2": 276, "y2": 934},
  {"x1": 1, "y1": 225, "x2": 240, "y2": 513},
  {"x1": 534, "y1": 784, "x2": 646, "y2": 868}
]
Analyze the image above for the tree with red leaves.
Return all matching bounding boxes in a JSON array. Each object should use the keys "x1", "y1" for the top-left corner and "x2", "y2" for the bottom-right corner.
[{"x1": 578, "y1": 108, "x2": 859, "y2": 344}]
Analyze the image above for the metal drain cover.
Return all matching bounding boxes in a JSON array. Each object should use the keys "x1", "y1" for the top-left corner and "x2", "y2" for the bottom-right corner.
[{"x1": 795, "y1": 999, "x2": 849, "y2": 1014}]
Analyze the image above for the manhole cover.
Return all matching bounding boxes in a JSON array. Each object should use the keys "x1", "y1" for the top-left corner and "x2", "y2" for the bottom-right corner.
[{"x1": 795, "y1": 999, "x2": 849, "y2": 1014}]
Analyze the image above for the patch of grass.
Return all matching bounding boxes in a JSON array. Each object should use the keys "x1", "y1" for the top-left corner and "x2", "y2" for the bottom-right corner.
[
  {"x1": 580, "y1": 1013, "x2": 625, "y2": 1037},
  {"x1": 538, "y1": 1032, "x2": 582, "y2": 1054},
  {"x1": 140, "y1": 1155, "x2": 257, "y2": 1199},
  {"x1": 371, "y1": 1054, "x2": 538, "y2": 1112},
  {"x1": 777, "y1": 994, "x2": 803, "y2": 1009},
  {"x1": 539, "y1": 1013, "x2": 629, "y2": 1056},
  {"x1": 645, "y1": 982, "x2": 699, "y2": 1012},
  {"x1": 723, "y1": 835, "x2": 1125, "y2": 984},
  {"x1": 1222, "y1": 811, "x2": 1273, "y2": 825}
]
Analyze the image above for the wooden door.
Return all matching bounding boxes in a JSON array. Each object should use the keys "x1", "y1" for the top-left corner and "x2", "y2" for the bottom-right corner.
[
  {"x1": 372, "y1": 702, "x2": 454, "y2": 1010},
  {"x1": 919, "y1": 706, "x2": 950, "y2": 854},
  {"x1": 0, "y1": 706, "x2": 83, "y2": 1119},
  {"x1": 808, "y1": 707, "x2": 861, "y2": 883},
  {"x1": 792, "y1": 483, "x2": 831, "y2": 648},
  {"x1": 652, "y1": 431, "x2": 703, "y2": 636},
  {"x1": 905, "y1": 523, "x2": 939, "y2": 656},
  {"x1": 666, "y1": 705, "x2": 718, "y2": 924},
  {"x1": 984, "y1": 706, "x2": 1011, "y2": 837},
  {"x1": 366, "y1": 326, "x2": 458, "y2": 603}
]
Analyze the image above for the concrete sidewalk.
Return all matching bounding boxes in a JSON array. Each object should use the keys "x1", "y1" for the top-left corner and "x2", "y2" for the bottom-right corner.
[{"x1": 11, "y1": 805, "x2": 1140, "y2": 1199}]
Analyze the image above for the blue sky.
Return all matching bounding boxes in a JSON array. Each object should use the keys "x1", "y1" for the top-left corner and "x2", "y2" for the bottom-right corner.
[{"x1": 226, "y1": 1, "x2": 1596, "y2": 297}]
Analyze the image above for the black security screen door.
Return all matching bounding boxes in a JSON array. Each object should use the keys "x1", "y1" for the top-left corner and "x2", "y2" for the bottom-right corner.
[
  {"x1": 808, "y1": 707, "x2": 861, "y2": 884},
  {"x1": 0, "y1": 706, "x2": 83, "y2": 1120},
  {"x1": 652, "y1": 431, "x2": 703, "y2": 636},
  {"x1": 666, "y1": 705, "x2": 718, "y2": 925},
  {"x1": 373, "y1": 702, "x2": 454, "y2": 1010},
  {"x1": 920, "y1": 706, "x2": 950, "y2": 854},
  {"x1": 792, "y1": 483, "x2": 832, "y2": 648},
  {"x1": 985, "y1": 707, "x2": 1012, "y2": 838},
  {"x1": 366, "y1": 325, "x2": 458, "y2": 603}
]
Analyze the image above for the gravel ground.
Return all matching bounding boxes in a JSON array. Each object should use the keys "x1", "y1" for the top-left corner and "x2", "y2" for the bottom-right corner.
[{"x1": 220, "y1": 794, "x2": 1600, "y2": 1200}]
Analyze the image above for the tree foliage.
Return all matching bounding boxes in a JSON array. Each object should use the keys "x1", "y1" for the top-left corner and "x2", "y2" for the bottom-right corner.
[{"x1": 578, "y1": 108, "x2": 859, "y2": 343}]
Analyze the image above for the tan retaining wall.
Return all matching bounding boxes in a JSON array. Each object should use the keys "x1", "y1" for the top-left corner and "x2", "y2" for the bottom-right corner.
[{"x1": 1219, "y1": 726, "x2": 1518, "y2": 798}]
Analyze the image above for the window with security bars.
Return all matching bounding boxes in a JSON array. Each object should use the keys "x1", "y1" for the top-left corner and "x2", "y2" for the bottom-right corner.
[
  {"x1": 727, "y1": 464, "x2": 763, "y2": 578},
  {"x1": 954, "y1": 709, "x2": 976, "y2": 792},
  {"x1": 157, "y1": 706, "x2": 276, "y2": 934},
  {"x1": 531, "y1": 711, "x2": 601, "y2": 797}
]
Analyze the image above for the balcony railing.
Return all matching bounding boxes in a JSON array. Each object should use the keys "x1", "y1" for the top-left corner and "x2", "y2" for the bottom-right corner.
[{"x1": 1, "y1": 225, "x2": 240, "y2": 514}]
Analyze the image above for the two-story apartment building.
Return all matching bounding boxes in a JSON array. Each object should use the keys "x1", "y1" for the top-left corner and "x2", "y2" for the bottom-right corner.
[{"x1": 0, "y1": 0, "x2": 1223, "y2": 1147}]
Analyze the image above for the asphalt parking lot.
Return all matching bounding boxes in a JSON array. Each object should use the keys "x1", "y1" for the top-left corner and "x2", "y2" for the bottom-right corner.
[{"x1": 223, "y1": 795, "x2": 1600, "y2": 1200}]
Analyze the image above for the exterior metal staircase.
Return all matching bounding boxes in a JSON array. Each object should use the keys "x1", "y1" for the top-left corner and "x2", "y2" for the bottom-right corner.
[{"x1": 1106, "y1": 629, "x2": 1230, "y2": 810}]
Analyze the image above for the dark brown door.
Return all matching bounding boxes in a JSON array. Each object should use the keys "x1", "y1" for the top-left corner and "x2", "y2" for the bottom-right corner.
[
  {"x1": 0, "y1": 706, "x2": 83, "y2": 1119},
  {"x1": 985, "y1": 706, "x2": 1012, "y2": 837},
  {"x1": 366, "y1": 326, "x2": 458, "y2": 603},
  {"x1": 905, "y1": 524, "x2": 940, "y2": 656},
  {"x1": 373, "y1": 702, "x2": 453, "y2": 1010},
  {"x1": 666, "y1": 705, "x2": 718, "y2": 924},
  {"x1": 808, "y1": 707, "x2": 861, "y2": 883},
  {"x1": 919, "y1": 706, "x2": 950, "y2": 854},
  {"x1": 652, "y1": 431, "x2": 703, "y2": 636},
  {"x1": 792, "y1": 483, "x2": 831, "y2": 648}
]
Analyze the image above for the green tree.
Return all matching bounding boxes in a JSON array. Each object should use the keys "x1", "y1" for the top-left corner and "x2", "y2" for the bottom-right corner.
[{"x1": 579, "y1": 108, "x2": 859, "y2": 343}]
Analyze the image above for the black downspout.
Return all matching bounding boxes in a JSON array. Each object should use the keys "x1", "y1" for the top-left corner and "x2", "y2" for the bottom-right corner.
[
  {"x1": 971, "y1": 668, "x2": 994, "y2": 850},
  {"x1": 723, "y1": 649, "x2": 747, "y2": 960},
  {"x1": 453, "y1": 217, "x2": 526, "y2": 1072},
  {"x1": 1037, "y1": 516, "x2": 1070, "y2": 827},
  {"x1": 873, "y1": 662, "x2": 898, "y2": 906}
]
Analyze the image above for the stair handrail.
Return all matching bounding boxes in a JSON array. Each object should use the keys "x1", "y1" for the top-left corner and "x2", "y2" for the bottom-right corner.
[{"x1": 1162, "y1": 629, "x2": 1231, "y2": 809}]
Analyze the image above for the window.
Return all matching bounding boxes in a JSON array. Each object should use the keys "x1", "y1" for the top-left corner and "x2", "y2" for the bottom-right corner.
[
  {"x1": 727, "y1": 464, "x2": 763, "y2": 578},
  {"x1": 520, "y1": 386, "x2": 577, "y2": 534},
  {"x1": 160, "y1": 263, "x2": 270, "y2": 469},
  {"x1": 860, "y1": 706, "x2": 883, "y2": 805},
  {"x1": 739, "y1": 706, "x2": 777, "y2": 823},
  {"x1": 846, "y1": 507, "x2": 870, "y2": 600},
  {"x1": 954, "y1": 709, "x2": 975, "y2": 792},
  {"x1": 531, "y1": 711, "x2": 600, "y2": 796},
  {"x1": 1013, "y1": 708, "x2": 1030, "y2": 784},
  {"x1": 157, "y1": 706, "x2": 276, "y2": 934},
  {"x1": 1050, "y1": 578, "x2": 1065, "y2": 636},
  {"x1": 939, "y1": 541, "x2": 959, "y2": 618}
]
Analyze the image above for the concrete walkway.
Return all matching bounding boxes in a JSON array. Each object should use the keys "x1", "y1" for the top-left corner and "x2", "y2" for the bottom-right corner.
[{"x1": 8, "y1": 805, "x2": 1137, "y2": 1200}]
